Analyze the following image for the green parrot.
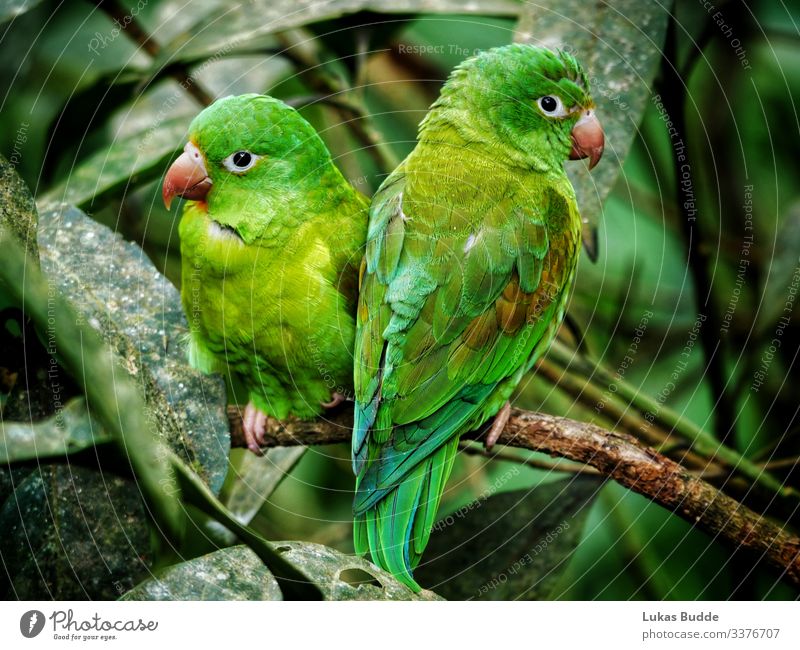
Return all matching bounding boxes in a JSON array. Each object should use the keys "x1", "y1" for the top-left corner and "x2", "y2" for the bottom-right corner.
[
  {"x1": 162, "y1": 94, "x2": 368, "y2": 453},
  {"x1": 352, "y1": 44, "x2": 604, "y2": 590}
]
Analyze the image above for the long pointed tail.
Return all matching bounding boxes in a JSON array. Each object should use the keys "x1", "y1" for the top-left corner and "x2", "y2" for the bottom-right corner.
[{"x1": 353, "y1": 438, "x2": 459, "y2": 591}]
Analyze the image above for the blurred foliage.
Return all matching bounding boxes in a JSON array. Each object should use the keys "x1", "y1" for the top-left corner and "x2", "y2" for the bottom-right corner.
[{"x1": 1, "y1": 0, "x2": 799, "y2": 601}]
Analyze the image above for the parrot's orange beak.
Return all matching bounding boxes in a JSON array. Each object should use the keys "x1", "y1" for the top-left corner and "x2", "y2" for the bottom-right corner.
[
  {"x1": 162, "y1": 142, "x2": 212, "y2": 209},
  {"x1": 569, "y1": 109, "x2": 604, "y2": 170}
]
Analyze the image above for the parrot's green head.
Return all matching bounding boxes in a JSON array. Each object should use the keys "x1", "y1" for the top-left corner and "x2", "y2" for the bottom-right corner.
[
  {"x1": 423, "y1": 44, "x2": 604, "y2": 171},
  {"x1": 163, "y1": 94, "x2": 340, "y2": 243}
]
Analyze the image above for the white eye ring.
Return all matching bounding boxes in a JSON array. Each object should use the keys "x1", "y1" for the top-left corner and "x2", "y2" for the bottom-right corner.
[
  {"x1": 222, "y1": 150, "x2": 259, "y2": 173},
  {"x1": 537, "y1": 95, "x2": 569, "y2": 118}
]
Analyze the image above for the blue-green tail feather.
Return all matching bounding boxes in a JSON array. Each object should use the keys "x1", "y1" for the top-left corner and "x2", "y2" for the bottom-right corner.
[{"x1": 353, "y1": 438, "x2": 459, "y2": 591}]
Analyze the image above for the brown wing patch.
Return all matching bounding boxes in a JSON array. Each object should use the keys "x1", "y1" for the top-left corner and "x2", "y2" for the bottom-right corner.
[
  {"x1": 495, "y1": 272, "x2": 535, "y2": 334},
  {"x1": 526, "y1": 222, "x2": 579, "y2": 323},
  {"x1": 463, "y1": 309, "x2": 499, "y2": 349}
]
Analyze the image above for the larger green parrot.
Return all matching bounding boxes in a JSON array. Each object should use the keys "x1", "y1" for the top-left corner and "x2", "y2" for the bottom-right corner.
[
  {"x1": 352, "y1": 44, "x2": 604, "y2": 590},
  {"x1": 162, "y1": 94, "x2": 368, "y2": 453}
]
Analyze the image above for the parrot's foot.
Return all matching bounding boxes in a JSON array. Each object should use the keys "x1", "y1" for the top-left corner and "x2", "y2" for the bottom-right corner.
[
  {"x1": 242, "y1": 401, "x2": 269, "y2": 456},
  {"x1": 485, "y1": 401, "x2": 511, "y2": 451},
  {"x1": 321, "y1": 392, "x2": 346, "y2": 409}
]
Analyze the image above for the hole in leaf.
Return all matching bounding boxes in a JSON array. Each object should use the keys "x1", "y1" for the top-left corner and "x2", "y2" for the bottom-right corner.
[
  {"x1": 338, "y1": 568, "x2": 383, "y2": 588},
  {"x1": 276, "y1": 545, "x2": 292, "y2": 553}
]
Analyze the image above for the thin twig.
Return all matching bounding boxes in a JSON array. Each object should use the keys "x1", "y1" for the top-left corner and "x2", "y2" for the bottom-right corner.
[{"x1": 546, "y1": 341, "x2": 796, "y2": 502}]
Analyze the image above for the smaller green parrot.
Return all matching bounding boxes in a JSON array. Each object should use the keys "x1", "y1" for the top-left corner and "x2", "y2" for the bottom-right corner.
[
  {"x1": 163, "y1": 94, "x2": 368, "y2": 452},
  {"x1": 352, "y1": 44, "x2": 604, "y2": 590}
]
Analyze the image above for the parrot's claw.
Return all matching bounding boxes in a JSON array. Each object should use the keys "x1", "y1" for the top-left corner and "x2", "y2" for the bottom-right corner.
[
  {"x1": 242, "y1": 401, "x2": 269, "y2": 456},
  {"x1": 485, "y1": 401, "x2": 511, "y2": 451},
  {"x1": 321, "y1": 392, "x2": 346, "y2": 409}
]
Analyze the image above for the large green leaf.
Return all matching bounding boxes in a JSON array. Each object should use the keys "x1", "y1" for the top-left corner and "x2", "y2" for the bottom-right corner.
[
  {"x1": 415, "y1": 475, "x2": 602, "y2": 600},
  {"x1": 274, "y1": 541, "x2": 442, "y2": 600},
  {"x1": 168, "y1": 450, "x2": 324, "y2": 600},
  {"x1": 515, "y1": 1, "x2": 669, "y2": 259},
  {"x1": 122, "y1": 545, "x2": 282, "y2": 601},
  {"x1": 42, "y1": 73, "x2": 148, "y2": 184},
  {"x1": 0, "y1": 153, "x2": 38, "y2": 260},
  {"x1": 0, "y1": 466, "x2": 151, "y2": 599},
  {"x1": 37, "y1": 118, "x2": 186, "y2": 210},
  {"x1": 0, "y1": 397, "x2": 111, "y2": 463},
  {"x1": 123, "y1": 540, "x2": 444, "y2": 601},
  {"x1": 36, "y1": 204, "x2": 229, "y2": 492},
  {"x1": 224, "y1": 448, "x2": 306, "y2": 524},
  {"x1": 0, "y1": 0, "x2": 45, "y2": 26},
  {"x1": 0, "y1": 217, "x2": 184, "y2": 553},
  {"x1": 757, "y1": 200, "x2": 800, "y2": 333},
  {"x1": 158, "y1": 0, "x2": 522, "y2": 66}
]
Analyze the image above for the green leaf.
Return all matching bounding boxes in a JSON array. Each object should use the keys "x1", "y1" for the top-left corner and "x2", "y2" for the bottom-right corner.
[
  {"x1": 0, "y1": 220, "x2": 184, "y2": 544},
  {"x1": 159, "y1": 0, "x2": 522, "y2": 66},
  {"x1": 0, "y1": 0, "x2": 45, "y2": 26},
  {"x1": 0, "y1": 397, "x2": 112, "y2": 463},
  {"x1": 273, "y1": 541, "x2": 442, "y2": 600},
  {"x1": 415, "y1": 475, "x2": 602, "y2": 600},
  {"x1": 515, "y1": 1, "x2": 669, "y2": 260},
  {"x1": 36, "y1": 204, "x2": 230, "y2": 492},
  {"x1": 122, "y1": 545, "x2": 282, "y2": 601},
  {"x1": 224, "y1": 447, "x2": 306, "y2": 524},
  {"x1": 168, "y1": 450, "x2": 324, "y2": 600},
  {"x1": 42, "y1": 73, "x2": 146, "y2": 183},
  {"x1": 37, "y1": 118, "x2": 187, "y2": 210},
  {"x1": 0, "y1": 153, "x2": 38, "y2": 261},
  {"x1": 757, "y1": 200, "x2": 800, "y2": 333},
  {"x1": 0, "y1": 466, "x2": 151, "y2": 599}
]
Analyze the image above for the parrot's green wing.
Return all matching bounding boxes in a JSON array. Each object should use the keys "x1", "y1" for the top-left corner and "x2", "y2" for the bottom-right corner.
[{"x1": 352, "y1": 163, "x2": 579, "y2": 588}]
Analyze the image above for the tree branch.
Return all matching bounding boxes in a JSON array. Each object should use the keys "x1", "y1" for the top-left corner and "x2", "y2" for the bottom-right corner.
[{"x1": 227, "y1": 405, "x2": 800, "y2": 588}]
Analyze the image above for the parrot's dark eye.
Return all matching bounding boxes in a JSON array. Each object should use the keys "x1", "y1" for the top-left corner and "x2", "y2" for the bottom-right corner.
[
  {"x1": 540, "y1": 96, "x2": 557, "y2": 111},
  {"x1": 223, "y1": 150, "x2": 259, "y2": 173},
  {"x1": 233, "y1": 151, "x2": 251, "y2": 167},
  {"x1": 536, "y1": 95, "x2": 568, "y2": 118}
]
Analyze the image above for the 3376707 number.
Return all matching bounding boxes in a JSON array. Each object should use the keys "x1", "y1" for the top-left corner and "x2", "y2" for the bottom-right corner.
[{"x1": 729, "y1": 628, "x2": 780, "y2": 639}]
